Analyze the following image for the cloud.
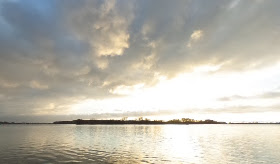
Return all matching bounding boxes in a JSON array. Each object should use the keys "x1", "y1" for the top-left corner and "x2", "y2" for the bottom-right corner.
[
  {"x1": 228, "y1": 0, "x2": 241, "y2": 9},
  {"x1": 218, "y1": 91, "x2": 280, "y2": 101},
  {"x1": 258, "y1": 91, "x2": 280, "y2": 99},
  {"x1": 109, "y1": 83, "x2": 144, "y2": 95},
  {"x1": 202, "y1": 105, "x2": 280, "y2": 114},
  {"x1": 1, "y1": 0, "x2": 280, "y2": 121},
  {"x1": 29, "y1": 80, "x2": 49, "y2": 90},
  {"x1": 190, "y1": 30, "x2": 203, "y2": 41},
  {"x1": 187, "y1": 30, "x2": 204, "y2": 48},
  {"x1": 0, "y1": 80, "x2": 19, "y2": 88},
  {"x1": 218, "y1": 95, "x2": 247, "y2": 101},
  {"x1": 65, "y1": 0, "x2": 133, "y2": 58}
]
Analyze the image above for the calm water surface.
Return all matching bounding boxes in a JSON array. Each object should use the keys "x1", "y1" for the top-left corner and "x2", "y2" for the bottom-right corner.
[{"x1": 0, "y1": 124, "x2": 279, "y2": 163}]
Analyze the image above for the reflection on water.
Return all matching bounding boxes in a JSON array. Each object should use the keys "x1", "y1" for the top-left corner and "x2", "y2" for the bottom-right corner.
[{"x1": 0, "y1": 124, "x2": 280, "y2": 163}]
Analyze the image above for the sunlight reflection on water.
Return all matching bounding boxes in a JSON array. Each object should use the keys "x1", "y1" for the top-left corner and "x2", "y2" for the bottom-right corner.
[{"x1": 0, "y1": 124, "x2": 280, "y2": 163}]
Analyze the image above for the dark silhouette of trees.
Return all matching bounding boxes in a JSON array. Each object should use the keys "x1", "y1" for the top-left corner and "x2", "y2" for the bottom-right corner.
[{"x1": 53, "y1": 117, "x2": 228, "y2": 125}]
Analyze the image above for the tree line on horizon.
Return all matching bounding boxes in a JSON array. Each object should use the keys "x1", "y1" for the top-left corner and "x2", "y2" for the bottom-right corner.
[{"x1": 53, "y1": 117, "x2": 227, "y2": 124}]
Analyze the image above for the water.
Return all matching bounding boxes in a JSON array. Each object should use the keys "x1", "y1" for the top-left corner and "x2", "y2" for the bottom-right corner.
[{"x1": 0, "y1": 124, "x2": 279, "y2": 164}]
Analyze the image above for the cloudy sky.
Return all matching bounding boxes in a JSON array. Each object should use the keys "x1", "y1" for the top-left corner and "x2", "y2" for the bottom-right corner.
[{"x1": 1, "y1": 0, "x2": 280, "y2": 122}]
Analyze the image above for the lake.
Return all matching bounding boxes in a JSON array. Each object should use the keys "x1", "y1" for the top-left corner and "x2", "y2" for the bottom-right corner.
[{"x1": 0, "y1": 124, "x2": 279, "y2": 163}]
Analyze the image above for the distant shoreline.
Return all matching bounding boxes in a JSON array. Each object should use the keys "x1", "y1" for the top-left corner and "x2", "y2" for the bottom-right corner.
[
  {"x1": 228, "y1": 123, "x2": 280, "y2": 124},
  {"x1": 1, "y1": 119, "x2": 279, "y2": 125},
  {"x1": 1, "y1": 123, "x2": 280, "y2": 125},
  {"x1": 53, "y1": 119, "x2": 227, "y2": 125}
]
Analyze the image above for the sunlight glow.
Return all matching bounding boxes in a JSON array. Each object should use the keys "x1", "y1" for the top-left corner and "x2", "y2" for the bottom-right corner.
[{"x1": 69, "y1": 63, "x2": 280, "y2": 122}]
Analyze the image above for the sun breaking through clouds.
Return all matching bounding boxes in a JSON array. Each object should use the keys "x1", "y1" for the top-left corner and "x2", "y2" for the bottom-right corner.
[{"x1": 1, "y1": 0, "x2": 280, "y2": 122}]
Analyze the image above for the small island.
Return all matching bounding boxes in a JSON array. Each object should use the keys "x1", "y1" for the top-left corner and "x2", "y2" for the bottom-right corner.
[{"x1": 53, "y1": 118, "x2": 227, "y2": 125}]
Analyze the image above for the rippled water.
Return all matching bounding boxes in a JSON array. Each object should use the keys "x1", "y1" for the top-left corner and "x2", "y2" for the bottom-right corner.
[{"x1": 0, "y1": 124, "x2": 280, "y2": 163}]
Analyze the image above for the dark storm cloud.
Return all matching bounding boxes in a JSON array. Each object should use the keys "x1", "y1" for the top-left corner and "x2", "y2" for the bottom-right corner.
[{"x1": 1, "y1": 0, "x2": 280, "y2": 120}]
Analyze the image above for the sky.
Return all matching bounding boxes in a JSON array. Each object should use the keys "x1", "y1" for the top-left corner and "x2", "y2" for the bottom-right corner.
[{"x1": 1, "y1": 0, "x2": 280, "y2": 123}]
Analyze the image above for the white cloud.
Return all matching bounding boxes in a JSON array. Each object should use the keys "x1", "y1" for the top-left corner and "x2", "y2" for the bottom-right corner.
[
  {"x1": 187, "y1": 30, "x2": 203, "y2": 48},
  {"x1": 95, "y1": 31, "x2": 130, "y2": 56},
  {"x1": 109, "y1": 83, "x2": 145, "y2": 95},
  {"x1": 190, "y1": 30, "x2": 203, "y2": 41}
]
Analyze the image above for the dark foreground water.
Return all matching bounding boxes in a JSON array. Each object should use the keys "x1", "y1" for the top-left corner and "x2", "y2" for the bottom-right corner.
[{"x1": 0, "y1": 124, "x2": 279, "y2": 164}]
